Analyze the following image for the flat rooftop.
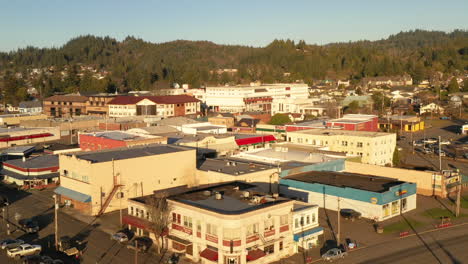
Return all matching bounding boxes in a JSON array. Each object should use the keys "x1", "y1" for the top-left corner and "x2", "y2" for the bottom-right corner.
[
  {"x1": 328, "y1": 119, "x2": 366, "y2": 124},
  {"x1": 4, "y1": 154, "x2": 59, "y2": 169},
  {"x1": 283, "y1": 171, "x2": 405, "y2": 193},
  {"x1": 83, "y1": 131, "x2": 158, "y2": 141},
  {"x1": 168, "y1": 182, "x2": 291, "y2": 215},
  {"x1": 64, "y1": 144, "x2": 190, "y2": 163},
  {"x1": 197, "y1": 158, "x2": 275, "y2": 175},
  {"x1": 235, "y1": 148, "x2": 338, "y2": 164},
  {"x1": 288, "y1": 128, "x2": 393, "y2": 137}
]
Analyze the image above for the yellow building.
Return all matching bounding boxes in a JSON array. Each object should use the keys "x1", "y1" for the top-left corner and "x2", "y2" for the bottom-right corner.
[
  {"x1": 286, "y1": 129, "x2": 396, "y2": 166},
  {"x1": 55, "y1": 145, "x2": 198, "y2": 215},
  {"x1": 378, "y1": 116, "x2": 425, "y2": 132},
  {"x1": 126, "y1": 182, "x2": 322, "y2": 264}
]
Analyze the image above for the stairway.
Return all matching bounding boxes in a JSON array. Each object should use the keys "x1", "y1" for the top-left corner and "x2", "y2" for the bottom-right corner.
[{"x1": 98, "y1": 184, "x2": 123, "y2": 216}]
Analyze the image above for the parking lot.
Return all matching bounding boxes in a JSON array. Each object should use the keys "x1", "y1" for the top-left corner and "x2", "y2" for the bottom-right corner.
[{"x1": 0, "y1": 185, "x2": 174, "y2": 264}]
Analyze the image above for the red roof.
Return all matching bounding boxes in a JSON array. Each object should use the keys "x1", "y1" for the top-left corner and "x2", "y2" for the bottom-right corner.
[
  {"x1": 108, "y1": 95, "x2": 200, "y2": 105},
  {"x1": 235, "y1": 135, "x2": 276, "y2": 146},
  {"x1": 200, "y1": 248, "x2": 218, "y2": 261}
]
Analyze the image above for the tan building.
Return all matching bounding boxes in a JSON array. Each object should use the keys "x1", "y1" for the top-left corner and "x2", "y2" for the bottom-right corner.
[
  {"x1": 54, "y1": 145, "x2": 197, "y2": 215},
  {"x1": 287, "y1": 129, "x2": 396, "y2": 166},
  {"x1": 208, "y1": 116, "x2": 235, "y2": 128},
  {"x1": 0, "y1": 113, "x2": 47, "y2": 126},
  {"x1": 126, "y1": 182, "x2": 303, "y2": 264},
  {"x1": 0, "y1": 127, "x2": 61, "y2": 149},
  {"x1": 43, "y1": 94, "x2": 88, "y2": 117},
  {"x1": 85, "y1": 93, "x2": 116, "y2": 116}
]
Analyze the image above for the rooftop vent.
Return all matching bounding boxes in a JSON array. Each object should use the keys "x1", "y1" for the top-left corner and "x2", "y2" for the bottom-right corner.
[
  {"x1": 215, "y1": 192, "x2": 223, "y2": 200},
  {"x1": 243, "y1": 191, "x2": 250, "y2": 198},
  {"x1": 203, "y1": 190, "x2": 212, "y2": 196}
]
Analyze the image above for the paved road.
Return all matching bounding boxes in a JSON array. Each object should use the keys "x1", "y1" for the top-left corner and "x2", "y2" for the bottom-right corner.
[
  {"x1": 332, "y1": 223, "x2": 468, "y2": 264},
  {"x1": 0, "y1": 186, "x2": 167, "y2": 264}
]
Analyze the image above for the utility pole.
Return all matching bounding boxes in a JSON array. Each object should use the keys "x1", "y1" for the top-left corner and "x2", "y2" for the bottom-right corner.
[
  {"x1": 53, "y1": 194, "x2": 59, "y2": 251},
  {"x1": 438, "y1": 136, "x2": 442, "y2": 171},
  {"x1": 456, "y1": 174, "x2": 462, "y2": 217},
  {"x1": 119, "y1": 187, "x2": 123, "y2": 227},
  {"x1": 134, "y1": 240, "x2": 138, "y2": 264},
  {"x1": 337, "y1": 197, "x2": 341, "y2": 246}
]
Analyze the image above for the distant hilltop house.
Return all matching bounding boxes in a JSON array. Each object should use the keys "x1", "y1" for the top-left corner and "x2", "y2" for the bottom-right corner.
[
  {"x1": 363, "y1": 75, "x2": 413, "y2": 87},
  {"x1": 209, "y1": 68, "x2": 238, "y2": 75},
  {"x1": 19, "y1": 101, "x2": 43, "y2": 114},
  {"x1": 419, "y1": 103, "x2": 445, "y2": 115}
]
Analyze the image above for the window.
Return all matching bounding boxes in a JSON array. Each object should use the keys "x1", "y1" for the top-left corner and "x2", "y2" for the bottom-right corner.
[
  {"x1": 401, "y1": 198, "x2": 407, "y2": 211},
  {"x1": 383, "y1": 204, "x2": 390, "y2": 217},
  {"x1": 280, "y1": 215, "x2": 288, "y2": 226},
  {"x1": 223, "y1": 228, "x2": 240, "y2": 240},
  {"x1": 279, "y1": 241, "x2": 283, "y2": 251},
  {"x1": 130, "y1": 207, "x2": 134, "y2": 215},
  {"x1": 295, "y1": 218, "x2": 299, "y2": 228},
  {"x1": 392, "y1": 201, "x2": 399, "y2": 215},
  {"x1": 183, "y1": 216, "x2": 193, "y2": 228},
  {"x1": 246, "y1": 223, "x2": 259, "y2": 236},
  {"x1": 306, "y1": 216, "x2": 310, "y2": 225},
  {"x1": 264, "y1": 245, "x2": 274, "y2": 254},
  {"x1": 196, "y1": 220, "x2": 201, "y2": 233},
  {"x1": 206, "y1": 223, "x2": 218, "y2": 236},
  {"x1": 82, "y1": 174, "x2": 89, "y2": 182},
  {"x1": 264, "y1": 219, "x2": 274, "y2": 231},
  {"x1": 357, "y1": 142, "x2": 363, "y2": 148},
  {"x1": 172, "y1": 213, "x2": 177, "y2": 222},
  {"x1": 341, "y1": 141, "x2": 348, "y2": 146},
  {"x1": 63, "y1": 170, "x2": 68, "y2": 176},
  {"x1": 311, "y1": 213, "x2": 316, "y2": 223},
  {"x1": 177, "y1": 214, "x2": 181, "y2": 224},
  {"x1": 146, "y1": 211, "x2": 150, "y2": 219}
]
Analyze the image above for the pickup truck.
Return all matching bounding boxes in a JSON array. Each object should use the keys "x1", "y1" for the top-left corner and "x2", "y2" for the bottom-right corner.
[
  {"x1": 321, "y1": 248, "x2": 347, "y2": 261},
  {"x1": 7, "y1": 244, "x2": 41, "y2": 259}
]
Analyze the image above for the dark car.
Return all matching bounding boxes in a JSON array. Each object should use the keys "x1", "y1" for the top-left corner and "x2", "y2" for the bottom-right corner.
[
  {"x1": 0, "y1": 238, "x2": 25, "y2": 250},
  {"x1": 127, "y1": 237, "x2": 152, "y2": 253},
  {"x1": 340, "y1": 209, "x2": 362, "y2": 221},
  {"x1": 19, "y1": 219, "x2": 39, "y2": 234}
]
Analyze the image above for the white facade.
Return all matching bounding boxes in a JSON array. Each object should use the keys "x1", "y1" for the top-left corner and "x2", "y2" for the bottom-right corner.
[
  {"x1": 271, "y1": 98, "x2": 321, "y2": 115},
  {"x1": 419, "y1": 103, "x2": 445, "y2": 115},
  {"x1": 286, "y1": 129, "x2": 396, "y2": 166},
  {"x1": 205, "y1": 83, "x2": 309, "y2": 113},
  {"x1": 292, "y1": 204, "x2": 322, "y2": 250}
]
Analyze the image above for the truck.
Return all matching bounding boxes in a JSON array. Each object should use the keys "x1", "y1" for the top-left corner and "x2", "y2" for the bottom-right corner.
[{"x1": 58, "y1": 236, "x2": 80, "y2": 257}]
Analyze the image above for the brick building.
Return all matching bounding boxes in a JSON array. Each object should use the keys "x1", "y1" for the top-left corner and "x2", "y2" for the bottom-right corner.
[{"x1": 79, "y1": 131, "x2": 167, "y2": 151}]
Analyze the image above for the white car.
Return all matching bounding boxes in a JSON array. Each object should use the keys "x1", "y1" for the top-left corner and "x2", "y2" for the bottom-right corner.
[
  {"x1": 439, "y1": 140, "x2": 451, "y2": 145},
  {"x1": 7, "y1": 244, "x2": 41, "y2": 258},
  {"x1": 111, "y1": 232, "x2": 129, "y2": 243},
  {"x1": 423, "y1": 138, "x2": 437, "y2": 144}
]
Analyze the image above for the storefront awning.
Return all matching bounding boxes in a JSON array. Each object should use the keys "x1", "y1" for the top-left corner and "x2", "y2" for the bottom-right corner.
[
  {"x1": 294, "y1": 226, "x2": 324, "y2": 242},
  {"x1": 200, "y1": 248, "x2": 218, "y2": 262},
  {"x1": 246, "y1": 249, "x2": 265, "y2": 261},
  {"x1": 167, "y1": 235, "x2": 192, "y2": 246},
  {"x1": 54, "y1": 186, "x2": 91, "y2": 203}
]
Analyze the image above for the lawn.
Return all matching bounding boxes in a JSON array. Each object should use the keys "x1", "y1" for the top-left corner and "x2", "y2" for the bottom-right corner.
[
  {"x1": 421, "y1": 208, "x2": 456, "y2": 219},
  {"x1": 383, "y1": 218, "x2": 425, "y2": 233}
]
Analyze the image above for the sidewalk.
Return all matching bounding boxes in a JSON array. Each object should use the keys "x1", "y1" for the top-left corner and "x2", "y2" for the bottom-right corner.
[{"x1": 60, "y1": 207, "x2": 124, "y2": 235}]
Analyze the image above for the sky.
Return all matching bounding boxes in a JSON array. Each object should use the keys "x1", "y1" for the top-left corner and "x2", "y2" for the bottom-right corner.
[{"x1": 1, "y1": 0, "x2": 467, "y2": 52}]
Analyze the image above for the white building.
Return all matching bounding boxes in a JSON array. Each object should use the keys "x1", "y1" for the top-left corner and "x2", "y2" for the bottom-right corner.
[
  {"x1": 271, "y1": 98, "x2": 326, "y2": 116},
  {"x1": 19, "y1": 101, "x2": 43, "y2": 114},
  {"x1": 419, "y1": 103, "x2": 445, "y2": 115},
  {"x1": 286, "y1": 129, "x2": 396, "y2": 166},
  {"x1": 205, "y1": 83, "x2": 309, "y2": 113}
]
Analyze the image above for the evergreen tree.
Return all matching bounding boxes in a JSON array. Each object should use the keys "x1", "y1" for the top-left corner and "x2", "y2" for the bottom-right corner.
[{"x1": 447, "y1": 77, "x2": 460, "y2": 94}]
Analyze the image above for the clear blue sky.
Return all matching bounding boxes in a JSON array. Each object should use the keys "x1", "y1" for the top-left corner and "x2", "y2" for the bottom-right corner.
[{"x1": 1, "y1": 0, "x2": 467, "y2": 52}]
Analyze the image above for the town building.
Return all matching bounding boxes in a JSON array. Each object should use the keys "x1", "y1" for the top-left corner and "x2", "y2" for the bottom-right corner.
[
  {"x1": 280, "y1": 171, "x2": 417, "y2": 221},
  {"x1": 286, "y1": 129, "x2": 396, "y2": 166},
  {"x1": 43, "y1": 94, "x2": 88, "y2": 117},
  {"x1": 85, "y1": 93, "x2": 117, "y2": 116},
  {"x1": 79, "y1": 131, "x2": 167, "y2": 151},
  {"x1": 126, "y1": 182, "x2": 311, "y2": 264},
  {"x1": 1, "y1": 154, "x2": 59, "y2": 188},
  {"x1": 18, "y1": 101, "x2": 43, "y2": 114},
  {"x1": 54, "y1": 144, "x2": 197, "y2": 215},
  {"x1": 208, "y1": 116, "x2": 235, "y2": 128},
  {"x1": 107, "y1": 95, "x2": 200, "y2": 118},
  {"x1": 326, "y1": 114, "x2": 379, "y2": 132},
  {"x1": 419, "y1": 103, "x2": 445, "y2": 115},
  {"x1": 0, "y1": 127, "x2": 61, "y2": 148},
  {"x1": 271, "y1": 98, "x2": 324, "y2": 116},
  {"x1": 0, "y1": 113, "x2": 47, "y2": 126},
  {"x1": 378, "y1": 116, "x2": 425, "y2": 133},
  {"x1": 205, "y1": 83, "x2": 309, "y2": 113},
  {"x1": 235, "y1": 134, "x2": 277, "y2": 151}
]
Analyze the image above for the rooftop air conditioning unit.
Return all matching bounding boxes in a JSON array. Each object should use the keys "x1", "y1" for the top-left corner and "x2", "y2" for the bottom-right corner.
[{"x1": 215, "y1": 192, "x2": 223, "y2": 200}]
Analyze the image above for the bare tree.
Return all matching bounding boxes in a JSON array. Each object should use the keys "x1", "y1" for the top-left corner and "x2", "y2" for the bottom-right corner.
[{"x1": 145, "y1": 192, "x2": 172, "y2": 254}]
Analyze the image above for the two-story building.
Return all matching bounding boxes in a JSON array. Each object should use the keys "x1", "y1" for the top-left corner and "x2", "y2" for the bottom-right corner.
[
  {"x1": 43, "y1": 94, "x2": 88, "y2": 117},
  {"x1": 126, "y1": 182, "x2": 306, "y2": 264},
  {"x1": 107, "y1": 95, "x2": 200, "y2": 118}
]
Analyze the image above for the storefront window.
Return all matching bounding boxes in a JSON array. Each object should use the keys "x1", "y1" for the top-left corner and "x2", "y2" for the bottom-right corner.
[
  {"x1": 392, "y1": 201, "x2": 399, "y2": 215},
  {"x1": 383, "y1": 204, "x2": 390, "y2": 217},
  {"x1": 401, "y1": 198, "x2": 407, "y2": 211}
]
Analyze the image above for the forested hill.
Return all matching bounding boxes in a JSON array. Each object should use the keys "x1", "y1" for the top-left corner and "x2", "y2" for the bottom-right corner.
[{"x1": 1, "y1": 30, "x2": 467, "y2": 92}]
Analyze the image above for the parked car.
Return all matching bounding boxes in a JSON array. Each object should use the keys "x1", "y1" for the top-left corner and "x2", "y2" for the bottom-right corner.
[
  {"x1": 435, "y1": 149, "x2": 446, "y2": 157},
  {"x1": 127, "y1": 237, "x2": 152, "y2": 252},
  {"x1": 440, "y1": 116, "x2": 451, "y2": 120},
  {"x1": 58, "y1": 236, "x2": 80, "y2": 257},
  {"x1": 340, "y1": 209, "x2": 362, "y2": 221},
  {"x1": 423, "y1": 138, "x2": 438, "y2": 144},
  {"x1": 423, "y1": 148, "x2": 433, "y2": 154},
  {"x1": 413, "y1": 140, "x2": 424, "y2": 147},
  {"x1": 7, "y1": 244, "x2": 41, "y2": 259},
  {"x1": 111, "y1": 232, "x2": 129, "y2": 243},
  {"x1": 321, "y1": 248, "x2": 348, "y2": 261},
  {"x1": 439, "y1": 140, "x2": 451, "y2": 145},
  {"x1": 0, "y1": 239, "x2": 25, "y2": 250},
  {"x1": 19, "y1": 219, "x2": 39, "y2": 234}
]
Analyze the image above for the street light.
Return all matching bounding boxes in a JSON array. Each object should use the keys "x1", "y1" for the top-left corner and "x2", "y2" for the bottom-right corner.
[{"x1": 53, "y1": 194, "x2": 59, "y2": 251}]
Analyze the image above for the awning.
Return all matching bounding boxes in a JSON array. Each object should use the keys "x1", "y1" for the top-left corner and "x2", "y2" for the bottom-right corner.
[
  {"x1": 200, "y1": 248, "x2": 218, "y2": 262},
  {"x1": 122, "y1": 215, "x2": 150, "y2": 230},
  {"x1": 294, "y1": 226, "x2": 324, "y2": 242},
  {"x1": 246, "y1": 249, "x2": 265, "y2": 261},
  {"x1": 54, "y1": 186, "x2": 91, "y2": 203},
  {"x1": 167, "y1": 235, "x2": 192, "y2": 246}
]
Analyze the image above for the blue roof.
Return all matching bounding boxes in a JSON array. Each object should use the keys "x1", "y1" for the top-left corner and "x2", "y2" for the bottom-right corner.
[
  {"x1": 54, "y1": 186, "x2": 91, "y2": 203},
  {"x1": 294, "y1": 226, "x2": 324, "y2": 242}
]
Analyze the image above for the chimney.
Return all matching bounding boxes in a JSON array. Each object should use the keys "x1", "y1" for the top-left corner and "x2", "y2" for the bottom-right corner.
[{"x1": 22, "y1": 156, "x2": 26, "y2": 162}]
